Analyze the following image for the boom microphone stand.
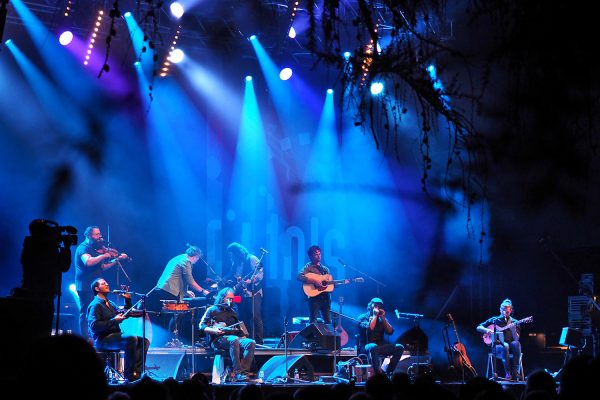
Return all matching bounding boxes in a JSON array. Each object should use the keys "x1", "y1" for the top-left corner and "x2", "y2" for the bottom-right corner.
[
  {"x1": 338, "y1": 259, "x2": 386, "y2": 294},
  {"x1": 123, "y1": 286, "x2": 158, "y2": 378}
]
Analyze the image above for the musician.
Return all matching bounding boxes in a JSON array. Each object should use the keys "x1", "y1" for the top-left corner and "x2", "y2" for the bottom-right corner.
[
  {"x1": 75, "y1": 226, "x2": 128, "y2": 340},
  {"x1": 357, "y1": 297, "x2": 404, "y2": 376},
  {"x1": 223, "y1": 242, "x2": 264, "y2": 344},
  {"x1": 199, "y1": 287, "x2": 256, "y2": 382},
  {"x1": 87, "y1": 278, "x2": 149, "y2": 382},
  {"x1": 154, "y1": 244, "x2": 210, "y2": 347},
  {"x1": 476, "y1": 298, "x2": 522, "y2": 381},
  {"x1": 297, "y1": 245, "x2": 348, "y2": 324}
]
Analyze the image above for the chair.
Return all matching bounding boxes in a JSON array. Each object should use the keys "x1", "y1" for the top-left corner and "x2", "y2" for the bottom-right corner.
[
  {"x1": 210, "y1": 348, "x2": 233, "y2": 384},
  {"x1": 97, "y1": 350, "x2": 126, "y2": 384},
  {"x1": 485, "y1": 351, "x2": 525, "y2": 381}
]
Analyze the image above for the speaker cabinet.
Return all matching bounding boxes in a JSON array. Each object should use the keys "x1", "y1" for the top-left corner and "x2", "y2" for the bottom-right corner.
[
  {"x1": 288, "y1": 323, "x2": 340, "y2": 350},
  {"x1": 145, "y1": 352, "x2": 187, "y2": 380},
  {"x1": 258, "y1": 355, "x2": 315, "y2": 381}
]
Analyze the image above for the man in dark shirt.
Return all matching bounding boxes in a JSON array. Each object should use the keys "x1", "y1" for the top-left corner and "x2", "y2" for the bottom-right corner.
[
  {"x1": 87, "y1": 278, "x2": 148, "y2": 382},
  {"x1": 357, "y1": 297, "x2": 405, "y2": 376},
  {"x1": 224, "y1": 242, "x2": 265, "y2": 344},
  {"x1": 199, "y1": 287, "x2": 256, "y2": 381},
  {"x1": 75, "y1": 226, "x2": 128, "y2": 340},
  {"x1": 476, "y1": 298, "x2": 522, "y2": 380}
]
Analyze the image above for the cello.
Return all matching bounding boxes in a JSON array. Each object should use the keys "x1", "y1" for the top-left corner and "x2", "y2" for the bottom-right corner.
[{"x1": 447, "y1": 313, "x2": 477, "y2": 378}]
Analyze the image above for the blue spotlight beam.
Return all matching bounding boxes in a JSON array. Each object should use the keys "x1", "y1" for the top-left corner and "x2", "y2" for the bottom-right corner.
[
  {"x1": 10, "y1": 0, "x2": 101, "y2": 106},
  {"x1": 123, "y1": 12, "x2": 156, "y2": 79}
]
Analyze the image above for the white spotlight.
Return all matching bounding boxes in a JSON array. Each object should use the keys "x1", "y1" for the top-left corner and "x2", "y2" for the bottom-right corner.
[
  {"x1": 327, "y1": 89, "x2": 334, "y2": 94},
  {"x1": 370, "y1": 82, "x2": 384, "y2": 95},
  {"x1": 246, "y1": 76, "x2": 253, "y2": 82},
  {"x1": 167, "y1": 48, "x2": 185, "y2": 64},
  {"x1": 59, "y1": 31, "x2": 73, "y2": 46},
  {"x1": 288, "y1": 27, "x2": 296, "y2": 39},
  {"x1": 170, "y1": 2, "x2": 184, "y2": 19},
  {"x1": 279, "y1": 67, "x2": 293, "y2": 81}
]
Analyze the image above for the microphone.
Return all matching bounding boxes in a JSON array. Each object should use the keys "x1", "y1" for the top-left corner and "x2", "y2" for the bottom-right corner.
[
  {"x1": 112, "y1": 290, "x2": 132, "y2": 294},
  {"x1": 338, "y1": 258, "x2": 346, "y2": 267},
  {"x1": 259, "y1": 248, "x2": 269, "y2": 254}
]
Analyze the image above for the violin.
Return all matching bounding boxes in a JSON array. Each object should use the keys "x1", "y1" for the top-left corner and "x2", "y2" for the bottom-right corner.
[{"x1": 97, "y1": 245, "x2": 130, "y2": 262}]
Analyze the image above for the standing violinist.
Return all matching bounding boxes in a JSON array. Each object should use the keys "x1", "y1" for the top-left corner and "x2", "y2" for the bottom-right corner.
[
  {"x1": 357, "y1": 297, "x2": 404, "y2": 377},
  {"x1": 75, "y1": 226, "x2": 128, "y2": 341}
]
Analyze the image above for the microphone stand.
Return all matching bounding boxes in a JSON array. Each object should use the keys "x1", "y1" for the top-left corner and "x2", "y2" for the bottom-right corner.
[
  {"x1": 123, "y1": 286, "x2": 158, "y2": 378},
  {"x1": 338, "y1": 259, "x2": 386, "y2": 293},
  {"x1": 250, "y1": 249, "x2": 267, "y2": 342},
  {"x1": 284, "y1": 316, "x2": 290, "y2": 383}
]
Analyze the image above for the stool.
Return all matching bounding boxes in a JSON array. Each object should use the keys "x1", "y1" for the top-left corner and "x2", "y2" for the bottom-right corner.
[
  {"x1": 211, "y1": 350, "x2": 233, "y2": 384},
  {"x1": 486, "y1": 352, "x2": 524, "y2": 381},
  {"x1": 97, "y1": 350, "x2": 126, "y2": 384}
]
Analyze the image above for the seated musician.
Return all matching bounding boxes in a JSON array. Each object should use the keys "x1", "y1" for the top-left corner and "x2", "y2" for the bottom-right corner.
[
  {"x1": 87, "y1": 278, "x2": 149, "y2": 382},
  {"x1": 357, "y1": 297, "x2": 404, "y2": 377},
  {"x1": 199, "y1": 287, "x2": 256, "y2": 382},
  {"x1": 476, "y1": 298, "x2": 522, "y2": 381}
]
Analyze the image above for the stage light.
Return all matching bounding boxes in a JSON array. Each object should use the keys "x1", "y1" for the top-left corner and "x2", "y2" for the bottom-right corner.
[
  {"x1": 288, "y1": 26, "x2": 296, "y2": 39},
  {"x1": 343, "y1": 51, "x2": 351, "y2": 59},
  {"x1": 249, "y1": 35, "x2": 257, "y2": 41},
  {"x1": 83, "y1": 9, "x2": 104, "y2": 66},
  {"x1": 370, "y1": 81, "x2": 384, "y2": 95},
  {"x1": 68, "y1": 283, "x2": 76, "y2": 292},
  {"x1": 4, "y1": 39, "x2": 12, "y2": 45},
  {"x1": 327, "y1": 88, "x2": 334, "y2": 94},
  {"x1": 123, "y1": 11, "x2": 132, "y2": 18},
  {"x1": 167, "y1": 48, "x2": 184, "y2": 64},
  {"x1": 58, "y1": 30, "x2": 73, "y2": 46},
  {"x1": 170, "y1": 2, "x2": 184, "y2": 19},
  {"x1": 246, "y1": 75, "x2": 253, "y2": 82},
  {"x1": 279, "y1": 67, "x2": 292, "y2": 81}
]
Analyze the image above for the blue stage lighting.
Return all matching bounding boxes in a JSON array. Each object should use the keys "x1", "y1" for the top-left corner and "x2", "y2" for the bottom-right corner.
[
  {"x1": 288, "y1": 27, "x2": 296, "y2": 38},
  {"x1": 343, "y1": 51, "x2": 351, "y2": 59},
  {"x1": 249, "y1": 35, "x2": 257, "y2": 41},
  {"x1": 246, "y1": 75, "x2": 253, "y2": 82},
  {"x1": 5, "y1": 39, "x2": 12, "y2": 45},
  {"x1": 327, "y1": 88, "x2": 334, "y2": 94},
  {"x1": 123, "y1": 11, "x2": 132, "y2": 18},
  {"x1": 279, "y1": 67, "x2": 293, "y2": 81}
]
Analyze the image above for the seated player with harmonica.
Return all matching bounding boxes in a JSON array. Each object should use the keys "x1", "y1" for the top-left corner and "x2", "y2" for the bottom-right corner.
[{"x1": 199, "y1": 287, "x2": 256, "y2": 382}]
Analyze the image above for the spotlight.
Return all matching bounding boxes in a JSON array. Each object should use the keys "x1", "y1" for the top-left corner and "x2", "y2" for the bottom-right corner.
[
  {"x1": 68, "y1": 283, "x2": 76, "y2": 292},
  {"x1": 343, "y1": 51, "x2": 351, "y2": 60},
  {"x1": 327, "y1": 88, "x2": 334, "y2": 94},
  {"x1": 167, "y1": 48, "x2": 185, "y2": 64},
  {"x1": 246, "y1": 75, "x2": 253, "y2": 82},
  {"x1": 170, "y1": 2, "x2": 184, "y2": 19},
  {"x1": 370, "y1": 82, "x2": 384, "y2": 95},
  {"x1": 59, "y1": 30, "x2": 73, "y2": 46},
  {"x1": 4, "y1": 39, "x2": 12, "y2": 45},
  {"x1": 249, "y1": 35, "x2": 257, "y2": 41},
  {"x1": 123, "y1": 11, "x2": 132, "y2": 18},
  {"x1": 288, "y1": 27, "x2": 296, "y2": 39},
  {"x1": 279, "y1": 67, "x2": 293, "y2": 81}
]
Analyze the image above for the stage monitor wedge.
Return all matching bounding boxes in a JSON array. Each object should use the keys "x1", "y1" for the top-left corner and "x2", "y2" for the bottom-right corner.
[{"x1": 288, "y1": 323, "x2": 340, "y2": 351}]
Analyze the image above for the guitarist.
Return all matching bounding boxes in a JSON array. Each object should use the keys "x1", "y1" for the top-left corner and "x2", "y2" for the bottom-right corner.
[
  {"x1": 297, "y1": 245, "x2": 348, "y2": 324},
  {"x1": 357, "y1": 297, "x2": 404, "y2": 377},
  {"x1": 476, "y1": 298, "x2": 522, "y2": 381},
  {"x1": 224, "y1": 242, "x2": 264, "y2": 344}
]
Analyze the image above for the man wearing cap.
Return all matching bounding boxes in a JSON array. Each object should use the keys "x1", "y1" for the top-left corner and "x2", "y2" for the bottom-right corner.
[{"x1": 357, "y1": 297, "x2": 405, "y2": 376}]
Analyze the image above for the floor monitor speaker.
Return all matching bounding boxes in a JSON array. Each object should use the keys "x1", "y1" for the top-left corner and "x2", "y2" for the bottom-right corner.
[{"x1": 258, "y1": 355, "x2": 315, "y2": 382}]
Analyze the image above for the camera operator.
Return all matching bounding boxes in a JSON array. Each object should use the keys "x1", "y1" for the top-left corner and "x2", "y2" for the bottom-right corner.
[
  {"x1": 75, "y1": 226, "x2": 128, "y2": 340},
  {"x1": 1, "y1": 219, "x2": 77, "y2": 380}
]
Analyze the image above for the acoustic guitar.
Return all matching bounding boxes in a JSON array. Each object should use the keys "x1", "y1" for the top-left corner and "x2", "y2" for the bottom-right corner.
[
  {"x1": 447, "y1": 313, "x2": 477, "y2": 377},
  {"x1": 337, "y1": 296, "x2": 349, "y2": 347},
  {"x1": 481, "y1": 316, "x2": 533, "y2": 345},
  {"x1": 302, "y1": 272, "x2": 364, "y2": 297}
]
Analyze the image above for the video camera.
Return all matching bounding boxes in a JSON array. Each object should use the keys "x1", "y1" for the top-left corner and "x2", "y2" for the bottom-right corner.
[{"x1": 28, "y1": 219, "x2": 78, "y2": 247}]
